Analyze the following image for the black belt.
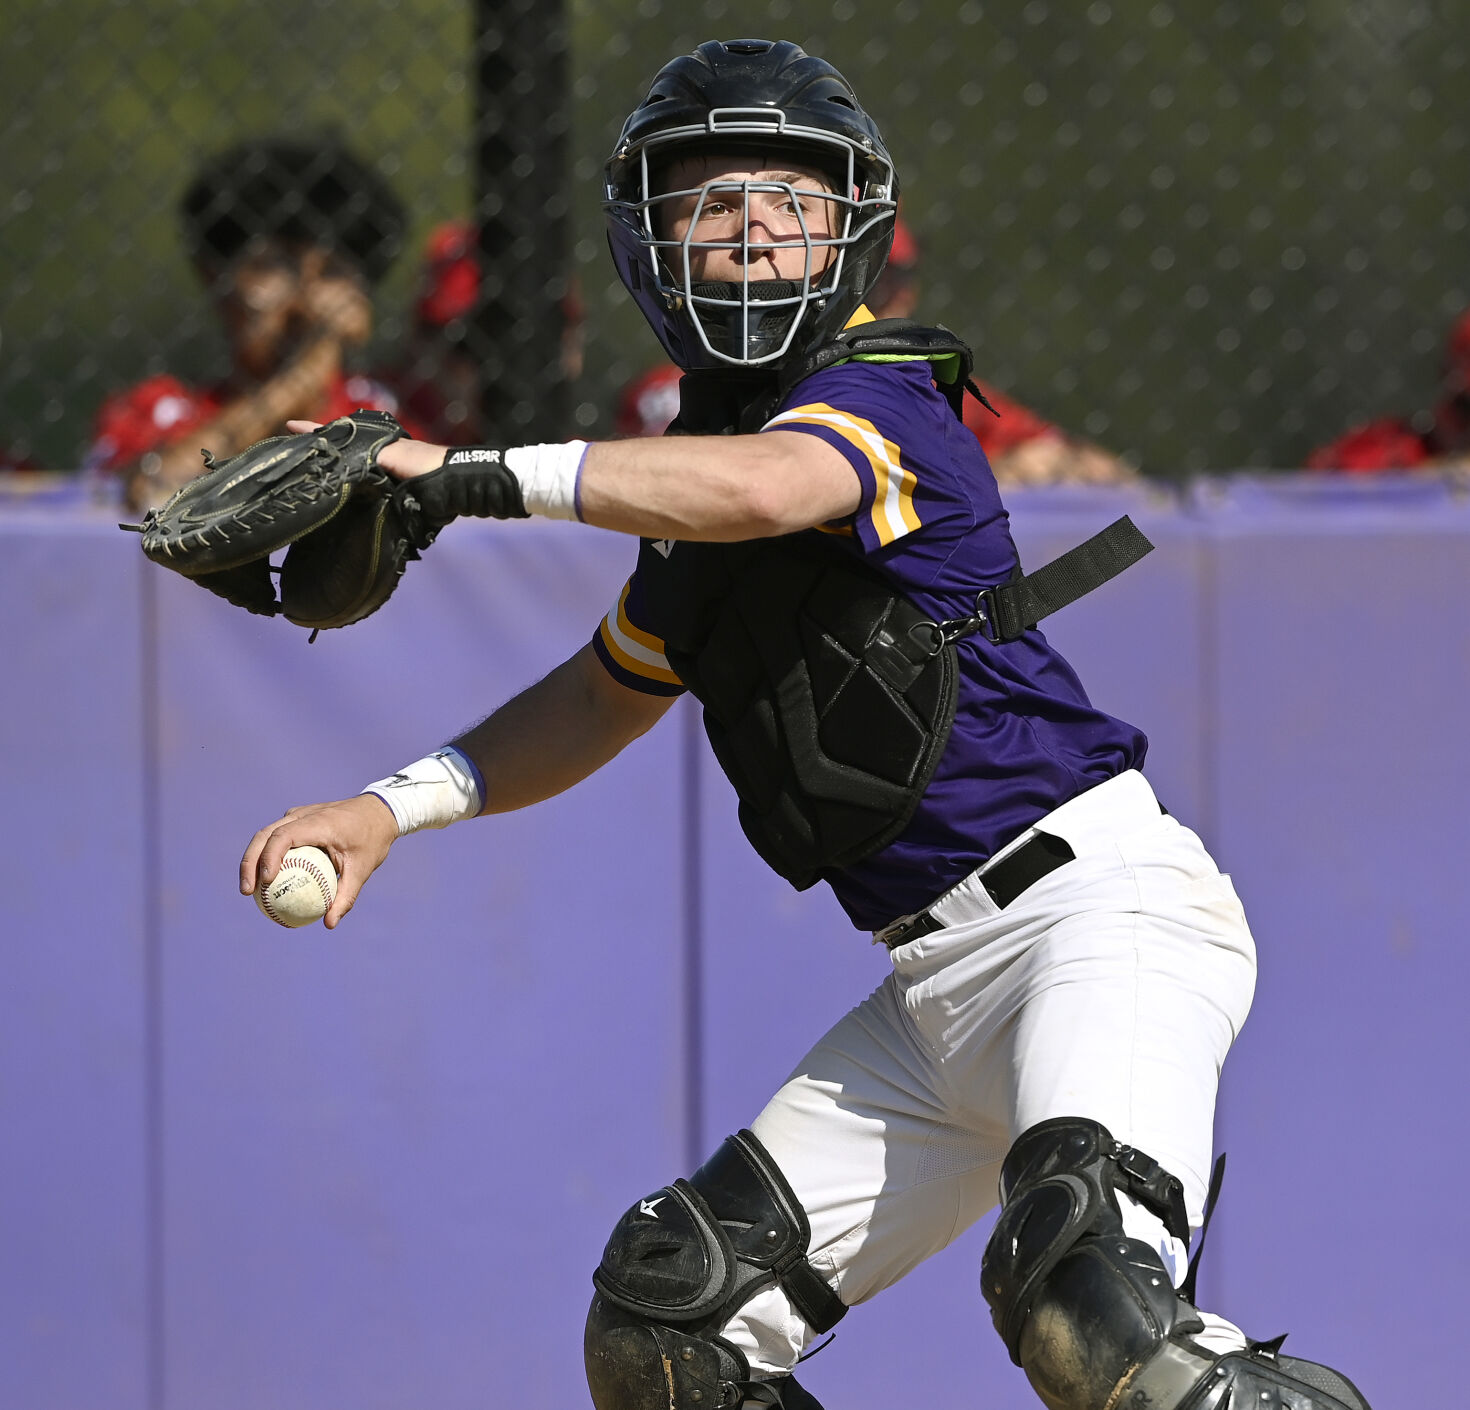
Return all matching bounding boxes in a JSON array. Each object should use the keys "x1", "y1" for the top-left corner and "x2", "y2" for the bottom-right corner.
[{"x1": 877, "y1": 830, "x2": 1076, "y2": 949}]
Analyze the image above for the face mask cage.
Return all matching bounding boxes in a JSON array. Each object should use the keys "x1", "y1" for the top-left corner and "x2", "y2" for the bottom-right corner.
[{"x1": 606, "y1": 111, "x2": 897, "y2": 368}]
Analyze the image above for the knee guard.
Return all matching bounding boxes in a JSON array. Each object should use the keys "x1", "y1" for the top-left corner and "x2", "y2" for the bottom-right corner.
[
  {"x1": 584, "y1": 1129, "x2": 844, "y2": 1410},
  {"x1": 981, "y1": 1118, "x2": 1372, "y2": 1410}
]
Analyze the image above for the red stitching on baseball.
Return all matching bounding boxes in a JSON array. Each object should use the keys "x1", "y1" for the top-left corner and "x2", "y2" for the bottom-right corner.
[{"x1": 262, "y1": 855, "x2": 334, "y2": 924}]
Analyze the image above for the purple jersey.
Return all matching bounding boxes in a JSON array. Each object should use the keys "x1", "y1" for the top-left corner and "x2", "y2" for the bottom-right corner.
[{"x1": 592, "y1": 356, "x2": 1147, "y2": 930}]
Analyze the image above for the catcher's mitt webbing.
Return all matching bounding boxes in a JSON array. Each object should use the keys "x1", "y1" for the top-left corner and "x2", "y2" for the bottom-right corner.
[
  {"x1": 122, "y1": 409, "x2": 414, "y2": 631},
  {"x1": 131, "y1": 410, "x2": 405, "y2": 573}
]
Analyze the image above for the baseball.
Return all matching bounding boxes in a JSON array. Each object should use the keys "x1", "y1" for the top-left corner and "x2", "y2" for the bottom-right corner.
[{"x1": 255, "y1": 845, "x2": 338, "y2": 928}]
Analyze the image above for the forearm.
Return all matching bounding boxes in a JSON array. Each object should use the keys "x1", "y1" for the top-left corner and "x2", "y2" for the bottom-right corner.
[
  {"x1": 451, "y1": 647, "x2": 670, "y2": 814},
  {"x1": 576, "y1": 434, "x2": 849, "y2": 540},
  {"x1": 243, "y1": 649, "x2": 672, "y2": 925},
  {"x1": 384, "y1": 430, "x2": 861, "y2": 542}
]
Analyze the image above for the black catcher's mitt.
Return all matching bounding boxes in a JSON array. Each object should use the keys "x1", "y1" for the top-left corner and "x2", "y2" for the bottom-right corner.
[{"x1": 125, "y1": 409, "x2": 424, "y2": 633}]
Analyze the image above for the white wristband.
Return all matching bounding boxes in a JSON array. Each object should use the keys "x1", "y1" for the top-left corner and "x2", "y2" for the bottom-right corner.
[
  {"x1": 504, "y1": 441, "x2": 589, "y2": 521},
  {"x1": 361, "y1": 746, "x2": 485, "y2": 836}
]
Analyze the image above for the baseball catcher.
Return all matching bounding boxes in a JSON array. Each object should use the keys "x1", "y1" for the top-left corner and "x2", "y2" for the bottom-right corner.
[{"x1": 229, "y1": 38, "x2": 1372, "y2": 1410}]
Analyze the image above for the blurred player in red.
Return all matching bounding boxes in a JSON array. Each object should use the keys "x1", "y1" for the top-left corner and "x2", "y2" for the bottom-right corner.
[
  {"x1": 397, "y1": 221, "x2": 486, "y2": 445},
  {"x1": 1306, "y1": 309, "x2": 1470, "y2": 471},
  {"x1": 613, "y1": 363, "x2": 683, "y2": 438},
  {"x1": 86, "y1": 139, "x2": 411, "y2": 511},
  {"x1": 875, "y1": 220, "x2": 1137, "y2": 486},
  {"x1": 397, "y1": 219, "x2": 585, "y2": 445}
]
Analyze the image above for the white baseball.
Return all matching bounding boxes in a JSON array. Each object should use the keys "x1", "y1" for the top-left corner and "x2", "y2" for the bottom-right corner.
[{"x1": 255, "y1": 845, "x2": 338, "y2": 928}]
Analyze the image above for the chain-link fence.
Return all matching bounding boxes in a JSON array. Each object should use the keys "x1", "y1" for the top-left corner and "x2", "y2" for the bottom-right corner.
[{"x1": 3, "y1": 0, "x2": 1467, "y2": 482}]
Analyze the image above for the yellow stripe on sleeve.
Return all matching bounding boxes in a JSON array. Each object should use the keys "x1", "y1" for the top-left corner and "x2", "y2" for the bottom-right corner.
[
  {"x1": 598, "y1": 582, "x2": 683, "y2": 686},
  {"x1": 764, "y1": 403, "x2": 921, "y2": 545}
]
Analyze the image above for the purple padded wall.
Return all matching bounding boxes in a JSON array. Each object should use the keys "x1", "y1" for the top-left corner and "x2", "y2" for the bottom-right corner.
[
  {"x1": 0, "y1": 519, "x2": 151, "y2": 1410},
  {"x1": 3, "y1": 479, "x2": 1466, "y2": 1408},
  {"x1": 1197, "y1": 476, "x2": 1470, "y2": 1408}
]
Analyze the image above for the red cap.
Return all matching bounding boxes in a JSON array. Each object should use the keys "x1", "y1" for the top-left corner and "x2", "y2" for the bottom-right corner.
[
  {"x1": 415, "y1": 222, "x2": 584, "y2": 331},
  {"x1": 415, "y1": 221, "x2": 480, "y2": 327}
]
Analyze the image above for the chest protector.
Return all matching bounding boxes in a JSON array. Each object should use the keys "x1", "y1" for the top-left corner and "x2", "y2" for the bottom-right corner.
[
  {"x1": 639, "y1": 321, "x2": 975, "y2": 891},
  {"x1": 639, "y1": 320, "x2": 1150, "y2": 892},
  {"x1": 643, "y1": 527, "x2": 958, "y2": 890}
]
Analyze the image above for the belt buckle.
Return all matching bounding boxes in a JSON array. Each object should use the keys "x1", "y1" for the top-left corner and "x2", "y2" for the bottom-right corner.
[
  {"x1": 874, "y1": 913, "x2": 916, "y2": 948},
  {"x1": 876, "y1": 907, "x2": 943, "y2": 949}
]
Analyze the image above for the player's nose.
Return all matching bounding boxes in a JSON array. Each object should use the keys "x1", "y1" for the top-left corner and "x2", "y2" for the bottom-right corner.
[{"x1": 737, "y1": 211, "x2": 803, "y2": 261}]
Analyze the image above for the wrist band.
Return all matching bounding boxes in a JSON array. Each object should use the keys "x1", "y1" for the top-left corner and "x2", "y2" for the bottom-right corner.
[
  {"x1": 504, "y1": 441, "x2": 589, "y2": 521},
  {"x1": 361, "y1": 746, "x2": 485, "y2": 835}
]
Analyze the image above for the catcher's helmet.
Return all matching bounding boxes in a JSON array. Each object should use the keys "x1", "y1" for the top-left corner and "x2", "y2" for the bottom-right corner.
[{"x1": 604, "y1": 39, "x2": 898, "y2": 370}]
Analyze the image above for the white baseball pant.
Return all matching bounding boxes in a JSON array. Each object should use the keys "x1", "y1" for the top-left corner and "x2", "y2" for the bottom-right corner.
[{"x1": 717, "y1": 769, "x2": 1259, "y2": 1377}]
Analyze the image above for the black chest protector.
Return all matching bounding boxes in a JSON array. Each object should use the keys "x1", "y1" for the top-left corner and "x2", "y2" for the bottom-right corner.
[
  {"x1": 643, "y1": 527, "x2": 959, "y2": 891},
  {"x1": 638, "y1": 320, "x2": 1150, "y2": 892}
]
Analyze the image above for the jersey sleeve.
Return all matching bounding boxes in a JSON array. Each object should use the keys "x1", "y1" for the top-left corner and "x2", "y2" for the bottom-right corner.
[
  {"x1": 758, "y1": 360, "x2": 978, "y2": 556},
  {"x1": 590, "y1": 565, "x2": 687, "y2": 697}
]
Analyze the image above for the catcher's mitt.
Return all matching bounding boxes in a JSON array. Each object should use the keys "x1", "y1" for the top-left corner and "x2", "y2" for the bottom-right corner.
[{"x1": 124, "y1": 409, "x2": 425, "y2": 633}]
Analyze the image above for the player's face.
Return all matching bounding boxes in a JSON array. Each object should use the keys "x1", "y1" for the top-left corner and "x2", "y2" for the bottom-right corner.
[
  {"x1": 216, "y1": 237, "x2": 371, "y2": 377},
  {"x1": 658, "y1": 154, "x2": 842, "y2": 284}
]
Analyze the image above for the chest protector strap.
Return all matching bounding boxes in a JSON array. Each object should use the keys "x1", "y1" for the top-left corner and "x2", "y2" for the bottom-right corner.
[
  {"x1": 925, "y1": 515, "x2": 1153, "y2": 650},
  {"x1": 649, "y1": 323, "x2": 1152, "y2": 891}
]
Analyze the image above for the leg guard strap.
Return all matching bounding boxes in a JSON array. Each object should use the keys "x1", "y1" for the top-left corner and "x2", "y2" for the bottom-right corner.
[
  {"x1": 1139, "y1": 1339, "x2": 1373, "y2": 1409},
  {"x1": 687, "y1": 1130, "x2": 847, "y2": 1335}
]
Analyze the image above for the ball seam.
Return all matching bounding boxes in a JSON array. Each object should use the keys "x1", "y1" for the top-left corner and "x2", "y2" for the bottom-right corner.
[{"x1": 262, "y1": 855, "x2": 334, "y2": 925}]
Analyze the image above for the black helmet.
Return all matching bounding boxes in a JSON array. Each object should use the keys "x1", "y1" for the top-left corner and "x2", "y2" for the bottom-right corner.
[{"x1": 604, "y1": 39, "x2": 899, "y2": 370}]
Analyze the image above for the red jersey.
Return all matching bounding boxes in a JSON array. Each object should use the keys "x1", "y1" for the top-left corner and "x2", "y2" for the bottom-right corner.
[
  {"x1": 961, "y1": 379, "x2": 1062, "y2": 458},
  {"x1": 1305, "y1": 419, "x2": 1432, "y2": 473},
  {"x1": 615, "y1": 364, "x2": 683, "y2": 439},
  {"x1": 85, "y1": 371, "x2": 412, "y2": 474}
]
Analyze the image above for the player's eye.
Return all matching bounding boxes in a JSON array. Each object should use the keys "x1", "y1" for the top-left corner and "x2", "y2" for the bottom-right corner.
[{"x1": 781, "y1": 192, "x2": 824, "y2": 218}]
